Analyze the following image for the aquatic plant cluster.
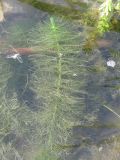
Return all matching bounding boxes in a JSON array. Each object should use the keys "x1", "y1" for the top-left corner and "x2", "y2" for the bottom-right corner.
[
  {"x1": 0, "y1": 0, "x2": 120, "y2": 160},
  {"x1": 97, "y1": 0, "x2": 120, "y2": 34},
  {"x1": 18, "y1": 0, "x2": 120, "y2": 35},
  {"x1": 0, "y1": 16, "x2": 101, "y2": 160}
]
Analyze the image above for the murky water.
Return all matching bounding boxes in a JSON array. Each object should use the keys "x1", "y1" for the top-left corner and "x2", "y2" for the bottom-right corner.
[{"x1": 0, "y1": 0, "x2": 120, "y2": 160}]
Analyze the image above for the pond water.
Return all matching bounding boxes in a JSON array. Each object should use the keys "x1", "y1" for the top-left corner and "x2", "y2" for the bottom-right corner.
[{"x1": 0, "y1": 0, "x2": 120, "y2": 160}]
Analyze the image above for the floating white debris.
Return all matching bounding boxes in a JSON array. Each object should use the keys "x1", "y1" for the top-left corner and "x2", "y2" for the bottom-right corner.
[
  {"x1": 73, "y1": 73, "x2": 77, "y2": 77},
  {"x1": 98, "y1": 146, "x2": 103, "y2": 152},
  {"x1": 6, "y1": 53, "x2": 19, "y2": 59},
  {"x1": 6, "y1": 53, "x2": 23, "y2": 63},
  {"x1": 59, "y1": 53, "x2": 63, "y2": 57},
  {"x1": 107, "y1": 60, "x2": 116, "y2": 68}
]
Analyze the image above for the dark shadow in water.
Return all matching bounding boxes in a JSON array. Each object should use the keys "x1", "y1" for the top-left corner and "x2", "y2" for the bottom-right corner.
[{"x1": 6, "y1": 55, "x2": 40, "y2": 111}]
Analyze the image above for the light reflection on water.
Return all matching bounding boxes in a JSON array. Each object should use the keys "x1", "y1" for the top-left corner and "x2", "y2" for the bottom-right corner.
[{"x1": 0, "y1": 0, "x2": 120, "y2": 160}]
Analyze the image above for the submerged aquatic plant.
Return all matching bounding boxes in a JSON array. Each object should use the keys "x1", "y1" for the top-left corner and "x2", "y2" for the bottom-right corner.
[
  {"x1": 5, "y1": 20, "x2": 33, "y2": 48},
  {"x1": 28, "y1": 17, "x2": 86, "y2": 54},
  {"x1": 0, "y1": 57, "x2": 17, "y2": 133},
  {"x1": 27, "y1": 17, "x2": 89, "y2": 158},
  {"x1": 0, "y1": 19, "x2": 40, "y2": 159},
  {"x1": 97, "y1": 0, "x2": 120, "y2": 34},
  {"x1": 1, "y1": 11, "x2": 119, "y2": 159},
  {"x1": 0, "y1": 15, "x2": 90, "y2": 159}
]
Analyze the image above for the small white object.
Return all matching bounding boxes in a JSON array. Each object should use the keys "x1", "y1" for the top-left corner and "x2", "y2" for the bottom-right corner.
[
  {"x1": 7, "y1": 53, "x2": 19, "y2": 59},
  {"x1": 6, "y1": 53, "x2": 23, "y2": 63},
  {"x1": 73, "y1": 73, "x2": 77, "y2": 77},
  {"x1": 59, "y1": 53, "x2": 63, "y2": 57},
  {"x1": 107, "y1": 60, "x2": 116, "y2": 68},
  {"x1": 98, "y1": 146, "x2": 103, "y2": 152}
]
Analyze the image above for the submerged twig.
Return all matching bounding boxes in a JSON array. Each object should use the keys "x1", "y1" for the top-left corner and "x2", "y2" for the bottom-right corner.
[{"x1": 103, "y1": 105, "x2": 120, "y2": 119}]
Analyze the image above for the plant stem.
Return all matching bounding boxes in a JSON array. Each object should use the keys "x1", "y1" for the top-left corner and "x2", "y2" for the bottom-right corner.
[{"x1": 103, "y1": 105, "x2": 120, "y2": 119}]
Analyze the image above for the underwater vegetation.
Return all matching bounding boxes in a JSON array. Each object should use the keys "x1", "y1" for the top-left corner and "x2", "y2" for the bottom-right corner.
[
  {"x1": 0, "y1": 15, "x2": 88, "y2": 160},
  {"x1": 1, "y1": 0, "x2": 119, "y2": 53},
  {"x1": 97, "y1": 0, "x2": 120, "y2": 34},
  {"x1": 0, "y1": 1, "x2": 120, "y2": 160},
  {"x1": 0, "y1": 15, "x2": 105, "y2": 160},
  {"x1": 0, "y1": 19, "x2": 41, "y2": 160},
  {"x1": 27, "y1": 17, "x2": 89, "y2": 159}
]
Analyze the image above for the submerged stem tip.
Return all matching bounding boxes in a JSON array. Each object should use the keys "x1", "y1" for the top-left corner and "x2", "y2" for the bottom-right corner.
[{"x1": 50, "y1": 17, "x2": 56, "y2": 30}]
